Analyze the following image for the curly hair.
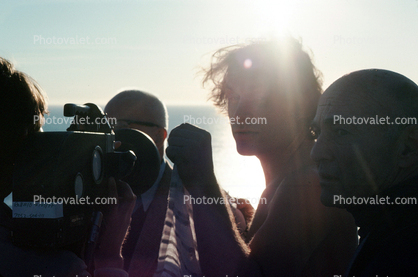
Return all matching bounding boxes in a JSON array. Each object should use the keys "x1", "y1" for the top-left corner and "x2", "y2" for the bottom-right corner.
[
  {"x1": 202, "y1": 36, "x2": 322, "y2": 127},
  {"x1": 0, "y1": 57, "x2": 48, "y2": 136}
]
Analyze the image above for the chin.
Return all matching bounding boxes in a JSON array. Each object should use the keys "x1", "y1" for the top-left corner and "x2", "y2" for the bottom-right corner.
[{"x1": 236, "y1": 144, "x2": 258, "y2": 156}]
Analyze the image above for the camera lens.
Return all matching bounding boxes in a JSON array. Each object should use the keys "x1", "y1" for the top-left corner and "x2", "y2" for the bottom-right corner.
[{"x1": 92, "y1": 146, "x2": 103, "y2": 184}]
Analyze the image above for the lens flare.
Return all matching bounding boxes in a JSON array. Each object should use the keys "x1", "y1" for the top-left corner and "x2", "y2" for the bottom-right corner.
[{"x1": 244, "y1": 59, "x2": 252, "y2": 69}]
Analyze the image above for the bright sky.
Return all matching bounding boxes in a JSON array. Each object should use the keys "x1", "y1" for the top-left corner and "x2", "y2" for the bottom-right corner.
[
  {"x1": 1, "y1": 0, "x2": 417, "y2": 106},
  {"x1": 1, "y1": 0, "x2": 418, "y2": 205}
]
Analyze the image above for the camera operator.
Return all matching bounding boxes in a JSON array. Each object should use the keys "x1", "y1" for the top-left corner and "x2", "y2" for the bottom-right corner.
[
  {"x1": 105, "y1": 90, "x2": 172, "y2": 276},
  {"x1": 0, "y1": 57, "x2": 134, "y2": 277}
]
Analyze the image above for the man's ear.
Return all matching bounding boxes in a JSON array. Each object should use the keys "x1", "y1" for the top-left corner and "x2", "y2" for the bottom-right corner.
[
  {"x1": 162, "y1": 128, "x2": 168, "y2": 140},
  {"x1": 398, "y1": 126, "x2": 418, "y2": 168},
  {"x1": 154, "y1": 128, "x2": 167, "y2": 147}
]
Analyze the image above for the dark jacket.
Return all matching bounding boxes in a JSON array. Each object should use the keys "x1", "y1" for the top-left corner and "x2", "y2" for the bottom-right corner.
[{"x1": 346, "y1": 177, "x2": 418, "y2": 277}]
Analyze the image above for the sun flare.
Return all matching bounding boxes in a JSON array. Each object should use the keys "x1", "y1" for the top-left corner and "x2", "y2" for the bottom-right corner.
[{"x1": 252, "y1": 0, "x2": 297, "y2": 38}]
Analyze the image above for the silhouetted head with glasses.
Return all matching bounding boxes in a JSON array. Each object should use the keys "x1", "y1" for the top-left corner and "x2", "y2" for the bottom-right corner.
[{"x1": 105, "y1": 89, "x2": 168, "y2": 159}]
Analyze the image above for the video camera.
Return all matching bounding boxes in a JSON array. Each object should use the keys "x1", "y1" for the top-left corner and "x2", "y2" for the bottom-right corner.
[{"x1": 11, "y1": 103, "x2": 160, "y2": 256}]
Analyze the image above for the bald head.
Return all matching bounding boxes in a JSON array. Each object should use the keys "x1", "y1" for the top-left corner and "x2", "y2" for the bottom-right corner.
[
  {"x1": 105, "y1": 90, "x2": 168, "y2": 159},
  {"x1": 322, "y1": 69, "x2": 418, "y2": 120},
  {"x1": 105, "y1": 90, "x2": 168, "y2": 129},
  {"x1": 312, "y1": 69, "x2": 418, "y2": 207}
]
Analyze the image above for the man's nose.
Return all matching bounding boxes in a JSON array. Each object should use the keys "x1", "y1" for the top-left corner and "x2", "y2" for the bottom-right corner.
[{"x1": 311, "y1": 135, "x2": 333, "y2": 164}]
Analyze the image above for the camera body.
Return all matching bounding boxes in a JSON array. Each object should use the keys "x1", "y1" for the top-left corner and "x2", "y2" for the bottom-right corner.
[{"x1": 11, "y1": 103, "x2": 156, "y2": 250}]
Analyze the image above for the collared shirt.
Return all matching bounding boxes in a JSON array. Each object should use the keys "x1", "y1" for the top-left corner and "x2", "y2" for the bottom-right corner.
[{"x1": 133, "y1": 159, "x2": 166, "y2": 213}]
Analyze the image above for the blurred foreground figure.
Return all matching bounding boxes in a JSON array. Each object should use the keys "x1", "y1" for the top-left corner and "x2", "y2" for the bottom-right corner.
[
  {"x1": 311, "y1": 69, "x2": 418, "y2": 276},
  {"x1": 167, "y1": 37, "x2": 358, "y2": 276},
  {"x1": 0, "y1": 57, "x2": 134, "y2": 277}
]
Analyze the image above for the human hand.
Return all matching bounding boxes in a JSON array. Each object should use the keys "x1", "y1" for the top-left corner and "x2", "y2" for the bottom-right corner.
[
  {"x1": 235, "y1": 198, "x2": 255, "y2": 227},
  {"x1": 166, "y1": 123, "x2": 216, "y2": 191},
  {"x1": 94, "y1": 177, "x2": 136, "y2": 269}
]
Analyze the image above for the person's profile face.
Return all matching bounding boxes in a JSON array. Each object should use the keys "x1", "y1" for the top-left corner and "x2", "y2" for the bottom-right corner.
[
  {"x1": 223, "y1": 69, "x2": 296, "y2": 157},
  {"x1": 310, "y1": 84, "x2": 399, "y2": 207}
]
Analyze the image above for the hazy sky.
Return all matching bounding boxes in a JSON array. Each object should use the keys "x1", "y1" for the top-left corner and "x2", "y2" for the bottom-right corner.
[{"x1": 1, "y1": 0, "x2": 417, "y2": 106}]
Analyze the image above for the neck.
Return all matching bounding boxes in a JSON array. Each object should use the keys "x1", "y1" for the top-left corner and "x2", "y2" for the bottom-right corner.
[
  {"x1": 158, "y1": 147, "x2": 165, "y2": 161},
  {"x1": 257, "y1": 137, "x2": 315, "y2": 186}
]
